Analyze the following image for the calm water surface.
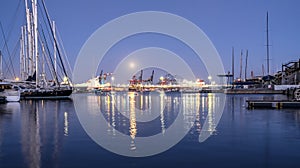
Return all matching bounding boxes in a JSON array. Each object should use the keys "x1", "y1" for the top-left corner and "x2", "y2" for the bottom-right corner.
[{"x1": 0, "y1": 93, "x2": 299, "y2": 168}]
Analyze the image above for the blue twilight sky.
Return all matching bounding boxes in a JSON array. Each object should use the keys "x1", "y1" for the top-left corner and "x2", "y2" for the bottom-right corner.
[{"x1": 0, "y1": 0, "x2": 300, "y2": 81}]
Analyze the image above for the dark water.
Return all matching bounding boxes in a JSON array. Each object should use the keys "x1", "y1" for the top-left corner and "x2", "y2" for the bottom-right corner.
[{"x1": 0, "y1": 93, "x2": 300, "y2": 168}]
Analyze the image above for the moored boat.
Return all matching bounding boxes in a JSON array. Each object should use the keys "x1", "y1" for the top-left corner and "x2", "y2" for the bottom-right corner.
[
  {"x1": 20, "y1": 86, "x2": 72, "y2": 99},
  {"x1": 0, "y1": 82, "x2": 21, "y2": 102},
  {"x1": 16, "y1": 0, "x2": 73, "y2": 99}
]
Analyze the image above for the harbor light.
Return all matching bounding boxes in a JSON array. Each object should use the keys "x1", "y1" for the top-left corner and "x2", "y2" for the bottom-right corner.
[
  {"x1": 15, "y1": 77, "x2": 20, "y2": 81},
  {"x1": 160, "y1": 76, "x2": 164, "y2": 81},
  {"x1": 63, "y1": 76, "x2": 69, "y2": 84},
  {"x1": 111, "y1": 76, "x2": 115, "y2": 86},
  {"x1": 208, "y1": 76, "x2": 212, "y2": 85}
]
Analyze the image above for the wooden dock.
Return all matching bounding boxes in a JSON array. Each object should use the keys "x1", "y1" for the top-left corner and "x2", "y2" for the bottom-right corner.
[{"x1": 246, "y1": 99, "x2": 300, "y2": 109}]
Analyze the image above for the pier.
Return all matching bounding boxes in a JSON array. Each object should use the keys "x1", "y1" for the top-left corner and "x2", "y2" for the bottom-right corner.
[
  {"x1": 225, "y1": 88, "x2": 284, "y2": 94},
  {"x1": 247, "y1": 99, "x2": 300, "y2": 109}
]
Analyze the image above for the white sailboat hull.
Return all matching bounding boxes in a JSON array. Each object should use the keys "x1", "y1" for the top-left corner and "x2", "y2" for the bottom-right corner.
[
  {"x1": 0, "y1": 82, "x2": 21, "y2": 102},
  {"x1": 6, "y1": 95, "x2": 20, "y2": 102}
]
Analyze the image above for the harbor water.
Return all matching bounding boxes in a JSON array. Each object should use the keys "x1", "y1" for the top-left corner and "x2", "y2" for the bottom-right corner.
[{"x1": 0, "y1": 93, "x2": 300, "y2": 167}]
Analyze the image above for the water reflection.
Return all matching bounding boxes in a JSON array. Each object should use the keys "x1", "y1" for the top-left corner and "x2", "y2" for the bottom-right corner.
[
  {"x1": 0, "y1": 103, "x2": 21, "y2": 160},
  {"x1": 21, "y1": 100, "x2": 41, "y2": 168},
  {"x1": 97, "y1": 92, "x2": 222, "y2": 145},
  {"x1": 2, "y1": 94, "x2": 300, "y2": 166},
  {"x1": 19, "y1": 99, "x2": 72, "y2": 168},
  {"x1": 64, "y1": 112, "x2": 69, "y2": 136}
]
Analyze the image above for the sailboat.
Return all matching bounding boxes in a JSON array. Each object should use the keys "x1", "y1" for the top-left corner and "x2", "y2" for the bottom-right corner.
[
  {"x1": 0, "y1": 82, "x2": 21, "y2": 102},
  {"x1": 17, "y1": 0, "x2": 72, "y2": 99}
]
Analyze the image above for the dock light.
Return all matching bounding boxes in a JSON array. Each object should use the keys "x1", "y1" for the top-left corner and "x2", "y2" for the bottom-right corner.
[
  {"x1": 63, "y1": 76, "x2": 68, "y2": 83},
  {"x1": 160, "y1": 76, "x2": 164, "y2": 81},
  {"x1": 15, "y1": 77, "x2": 20, "y2": 81},
  {"x1": 208, "y1": 76, "x2": 212, "y2": 85}
]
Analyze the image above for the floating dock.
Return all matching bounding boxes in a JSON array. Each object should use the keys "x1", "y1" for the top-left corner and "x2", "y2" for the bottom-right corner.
[
  {"x1": 225, "y1": 88, "x2": 284, "y2": 94},
  {"x1": 246, "y1": 99, "x2": 300, "y2": 109}
]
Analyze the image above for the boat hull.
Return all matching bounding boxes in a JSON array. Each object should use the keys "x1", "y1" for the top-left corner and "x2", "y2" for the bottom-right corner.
[
  {"x1": 21, "y1": 88, "x2": 72, "y2": 99},
  {"x1": 6, "y1": 95, "x2": 20, "y2": 102}
]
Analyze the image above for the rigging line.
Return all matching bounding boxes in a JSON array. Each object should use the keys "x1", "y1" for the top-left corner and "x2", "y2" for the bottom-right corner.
[
  {"x1": 37, "y1": 4, "x2": 63, "y2": 76},
  {"x1": 0, "y1": 22, "x2": 16, "y2": 78},
  {"x1": 56, "y1": 28, "x2": 72, "y2": 77},
  {"x1": 37, "y1": 1, "x2": 55, "y2": 52},
  {"x1": 40, "y1": 28, "x2": 59, "y2": 86},
  {"x1": 0, "y1": 49, "x2": 12, "y2": 79},
  {"x1": 0, "y1": 0, "x2": 22, "y2": 47},
  {"x1": 39, "y1": 39, "x2": 53, "y2": 82},
  {"x1": 38, "y1": 29, "x2": 53, "y2": 79},
  {"x1": 38, "y1": 1, "x2": 69, "y2": 86},
  {"x1": 5, "y1": 38, "x2": 20, "y2": 77},
  {"x1": 40, "y1": 0, "x2": 71, "y2": 85},
  {"x1": 38, "y1": 8, "x2": 69, "y2": 85},
  {"x1": 41, "y1": 27, "x2": 65, "y2": 78},
  {"x1": 37, "y1": 4, "x2": 65, "y2": 79}
]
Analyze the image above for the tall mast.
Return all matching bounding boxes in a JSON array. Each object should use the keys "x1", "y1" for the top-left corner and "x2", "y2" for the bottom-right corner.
[
  {"x1": 232, "y1": 47, "x2": 234, "y2": 80},
  {"x1": 245, "y1": 50, "x2": 248, "y2": 80},
  {"x1": 0, "y1": 50, "x2": 2, "y2": 79},
  {"x1": 41, "y1": 42, "x2": 46, "y2": 86},
  {"x1": 32, "y1": 0, "x2": 39, "y2": 86},
  {"x1": 20, "y1": 26, "x2": 24, "y2": 80},
  {"x1": 22, "y1": 25, "x2": 27, "y2": 80},
  {"x1": 23, "y1": 26, "x2": 27, "y2": 80},
  {"x1": 266, "y1": 12, "x2": 270, "y2": 75},
  {"x1": 239, "y1": 50, "x2": 243, "y2": 80},
  {"x1": 53, "y1": 21, "x2": 57, "y2": 73},
  {"x1": 24, "y1": 0, "x2": 32, "y2": 77}
]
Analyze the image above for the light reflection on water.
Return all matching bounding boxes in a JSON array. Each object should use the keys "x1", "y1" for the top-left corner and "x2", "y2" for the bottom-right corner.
[
  {"x1": 95, "y1": 92, "x2": 220, "y2": 147},
  {"x1": 0, "y1": 94, "x2": 300, "y2": 167},
  {"x1": 0, "y1": 99, "x2": 72, "y2": 168}
]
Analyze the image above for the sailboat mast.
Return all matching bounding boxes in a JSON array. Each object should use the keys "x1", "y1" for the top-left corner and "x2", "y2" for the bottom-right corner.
[
  {"x1": 266, "y1": 12, "x2": 270, "y2": 75},
  {"x1": 239, "y1": 50, "x2": 243, "y2": 80},
  {"x1": 53, "y1": 21, "x2": 57, "y2": 73},
  {"x1": 232, "y1": 47, "x2": 234, "y2": 80},
  {"x1": 245, "y1": 50, "x2": 248, "y2": 80},
  {"x1": 20, "y1": 26, "x2": 24, "y2": 80},
  {"x1": 0, "y1": 50, "x2": 2, "y2": 79},
  {"x1": 22, "y1": 25, "x2": 27, "y2": 80},
  {"x1": 32, "y1": 0, "x2": 39, "y2": 86},
  {"x1": 24, "y1": 0, "x2": 32, "y2": 77}
]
